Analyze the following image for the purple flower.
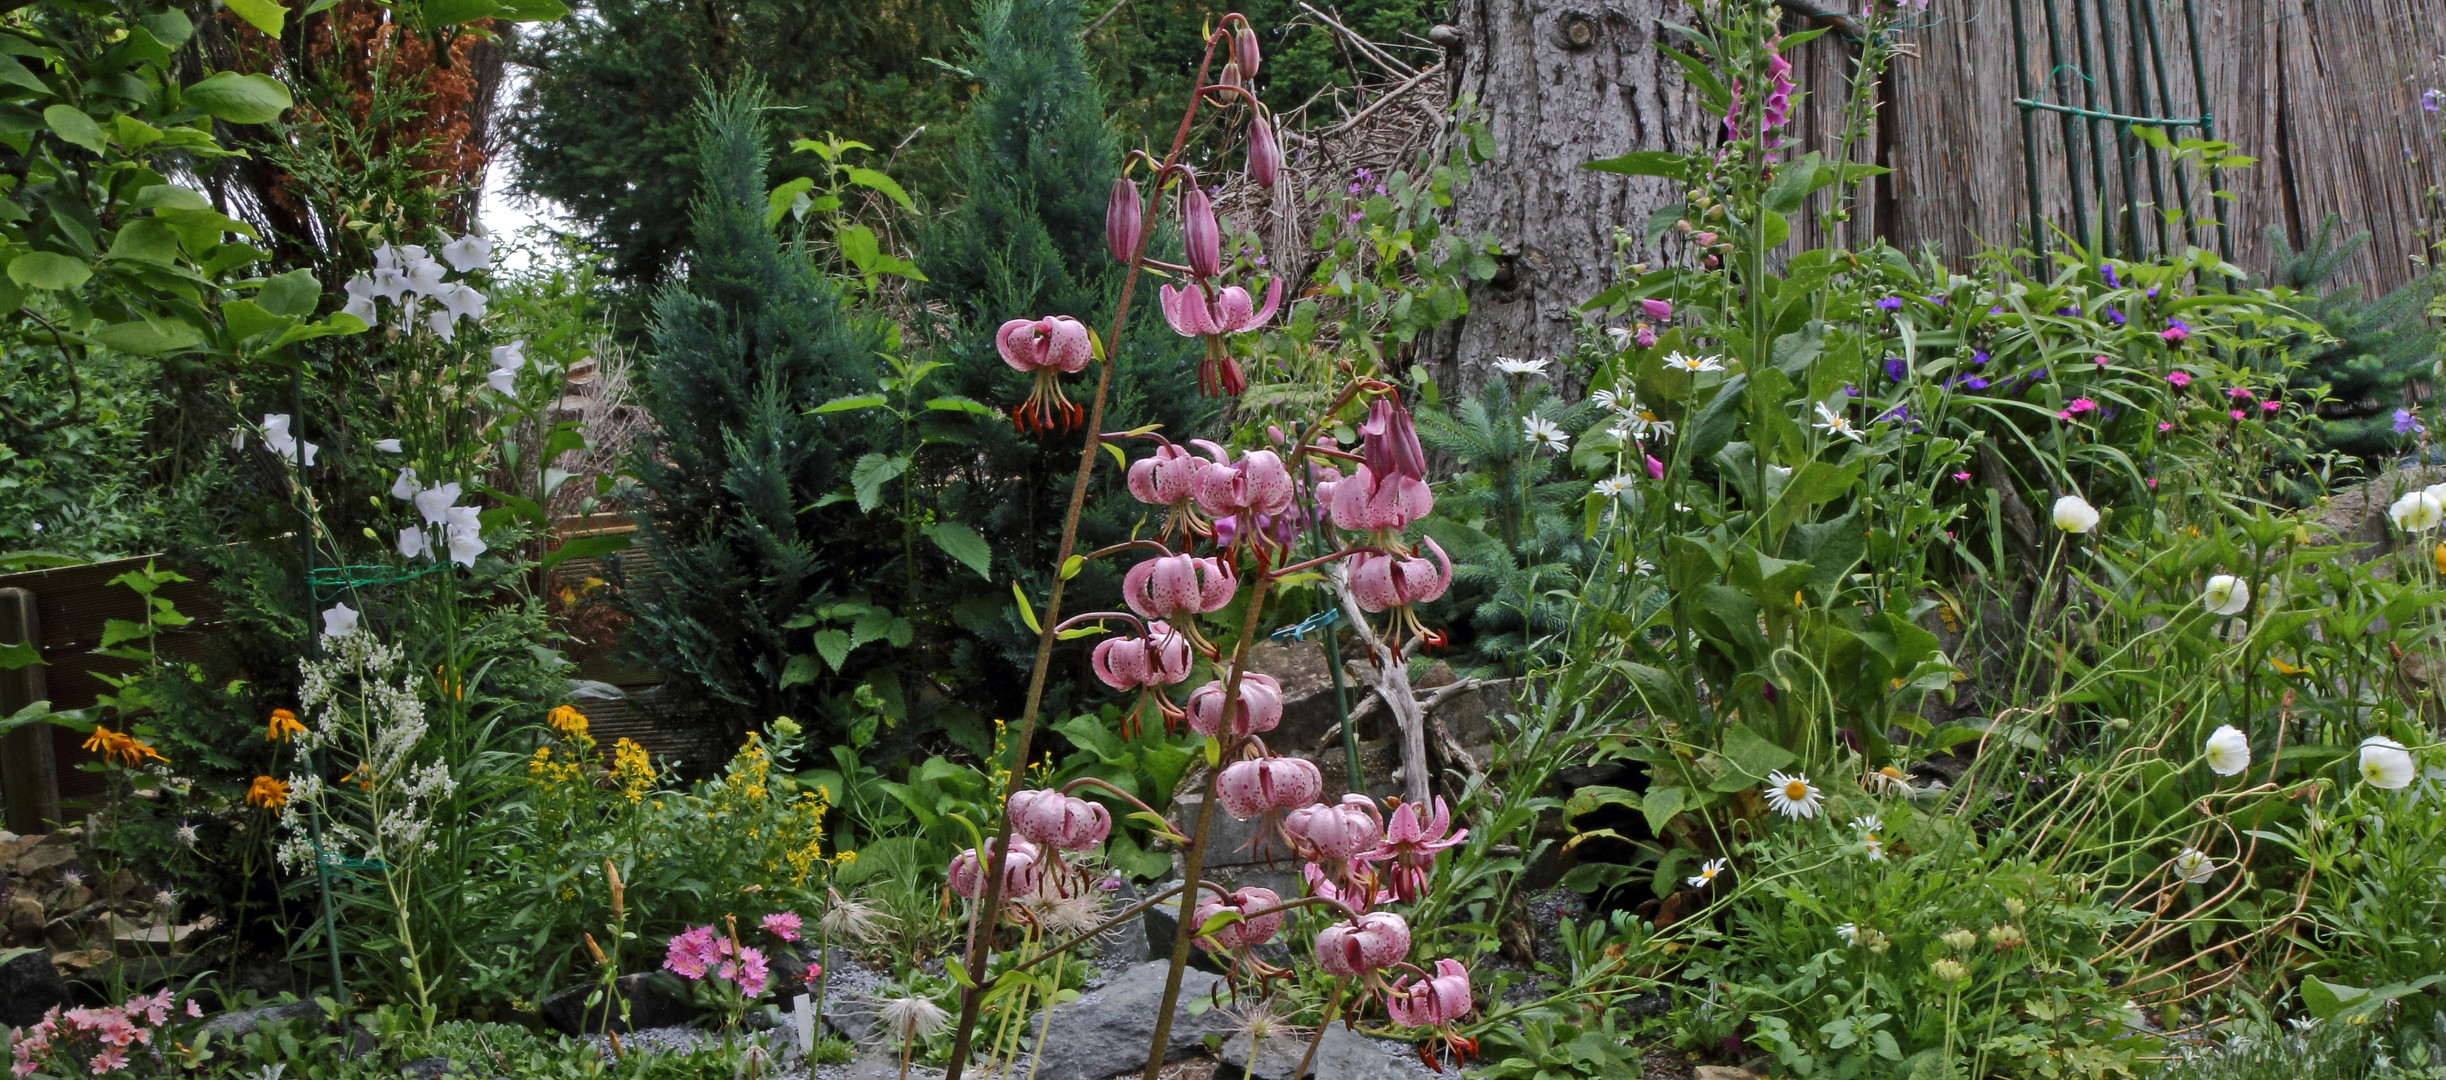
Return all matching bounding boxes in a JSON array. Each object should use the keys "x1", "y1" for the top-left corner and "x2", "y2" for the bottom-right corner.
[
  {"x1": 1884, "y1": 357, "x2": 1908, "y2": 382},
  {"x1": 2425, "y1": 89, "x2": 2445, "y2": 112},
  {"x1": 2166, "y1": 371, "x2": 2192, "y2": 388},
  {"x1": 2162, "y1": 319, "x2": 2191, "y2": 343},
  {"x1": 2102, "y1": 264, "x2": 2120, "y2": 287},
  {"x1": 2394, "y1": 409, "x2": 2422, "y2": 434},
  {"x1": 2106, "y1": 308, "x2": 2125, "y2": 326},
  {"x1": 1876, "y1": 296, "x2": 1904, "y2": 311},
  {"x1": 2057, "y1": 305, "x2": 2081, "y2": 316},
  {"x1": 1952, "y1": 376, "x2": 1990, "y2": 391},
  {"x1": 1971, "y1": 349, "x2": 1990, "y2": 366},
  {"x1": 1844, "y1": 384, "x2": 1863, "y2": 398}
]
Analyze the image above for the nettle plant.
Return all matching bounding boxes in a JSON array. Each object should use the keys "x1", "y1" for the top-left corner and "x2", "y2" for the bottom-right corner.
[{"x1": 924, "y1": 15, "x2": 1478, "y2": 1079}]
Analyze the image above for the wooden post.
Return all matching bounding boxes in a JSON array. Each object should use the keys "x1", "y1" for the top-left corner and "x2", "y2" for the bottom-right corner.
[{"x1": 0, "y1": 586, "x2": 59, "y2": 835}]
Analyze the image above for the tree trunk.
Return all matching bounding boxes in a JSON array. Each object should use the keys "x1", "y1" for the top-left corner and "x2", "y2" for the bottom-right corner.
[{"x1": 1434, "y1": 0, "x2": 1708, "y2": 393}]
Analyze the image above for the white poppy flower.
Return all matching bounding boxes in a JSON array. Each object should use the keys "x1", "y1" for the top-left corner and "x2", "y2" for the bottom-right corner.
[
  {"x1": 321, "y1": 602, "x2": 359, "y2": 638},
  {"x1": 2389, "y1": 490, "x2": 2445, "y2": 533},
  {"x1": 2203, "y1": 725, "x2": 2251, "y2": 777},
  {"x1": 2052, "y1": 495, "x2": 2100, "y2": 533},
  {"x1": 398, "y1": 526, "x2": 430, "y2": 561},
  {"x1": 440, "y1": 232, "x2": 492, "y2": 274},
  {"x1": 390, "y1": 467, "x2": 420, "y2": 502},
  {"x1": 2202, "y1": 574, "x2": 2248, "y2": 616},
  {"x1": 1492, "y1": 356, "x2": 1549, "y2": 377},
  {"x1": 1522, "y1": 415, "x2": 1570, "y2": 452},
  {"x1": 1686, "y1": 857, "x2": 1726, "y2": 889},
  {"x1": 1764, "y1": 770, "x2": 1822, "y2": 819},
  {"x1": 2359, "y1": 736, "x2": 2416, "y2": 790},
  {"x1": 2171, "y1": 848, "x2": 2215, "y2": 884},
  {"x1": 413, "y1": 482, "x2": 462, "y2": 526},
  {"x1": 375, "y1": 439, "x2": 403, "y2": 453}
]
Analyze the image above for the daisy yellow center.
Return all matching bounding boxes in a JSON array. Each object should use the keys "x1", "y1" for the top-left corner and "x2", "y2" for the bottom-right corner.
[{"x1": 1783, "y1": 781, "x2": 1810, "y2": 800}]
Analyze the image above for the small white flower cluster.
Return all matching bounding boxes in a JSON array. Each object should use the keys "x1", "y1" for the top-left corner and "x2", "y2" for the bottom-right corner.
[
  {"x1": 276, "y1": 629, "x2": 456, "y2": 873},
  {"x1": 340, "y1": 236, "x2": 492, "y2": 341},
  {"x1": 1592, "y1": 384, "x2": 1674, "y2": 442},
  {"x1": 388, "y1": 473, "x2": 487, "y2": 567}
]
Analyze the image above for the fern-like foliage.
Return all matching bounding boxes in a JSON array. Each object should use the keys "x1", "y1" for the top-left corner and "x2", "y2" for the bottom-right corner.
[
  {"x1": 2268, "y1": 215, "x2": 2440, "y2": 466},
  {"x1": 1413, "y1": 377, "x2": 1598, "y2": 674}
]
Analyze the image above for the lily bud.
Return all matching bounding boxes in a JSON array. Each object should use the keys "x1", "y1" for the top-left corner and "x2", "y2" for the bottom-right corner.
[
  {"x1": 1182, "y1": 185, "x2": 1222, "y2": 279},
  {"x1": 1247, "y1": 116, "x2": 1281, "y2": 188},
  {"x1": 1217, "y1": 60, "x2": 1243, "y2": 90},
  {"x1": 1236, "y1": 26, "x2": 1262, "y2": 77},
  {"x1": 1107, "y1": 176, "x2": 1143, "y2": 264}
]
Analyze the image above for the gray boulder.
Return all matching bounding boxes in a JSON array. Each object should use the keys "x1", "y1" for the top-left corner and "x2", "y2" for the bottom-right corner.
[
  {"x1": 199, "y1": 999, "x2": 324, "y2": 1042},
  {"x1": 1217, "y1": 1025, "x2": 1414, "y2": 1080},
  {"x1": 539, "y1": 972, "x2": 703, "y2": 1036},
  {"x1": 1025, "y1": 961, "x2": 1236, "y2": 1080},
  {"x1": 0, "y1": 949, "x2": 71, "y2": 1028}
]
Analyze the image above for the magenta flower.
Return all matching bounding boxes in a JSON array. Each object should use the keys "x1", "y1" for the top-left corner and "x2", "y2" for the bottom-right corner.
[
  {"x1": 1007, "y1": 788, "x2": 1114, "y2": 852},
  {"x1": 1194, "y1": 447, "x2": 1295, "y2": 520},
  {"x1": 2260, "y1": 400, "x2": 2281, "y2": 413},
  {"x1": 1159, "y1": 279, "x2": 1283, "y2": 397},
  {"x1": 1184, "y1": 672, "x2": 1285, "y2": 738},
  {"x1": 1217, "y1": 755, "x2": 1323, "y2": 821},
  {"x1": 1635, "y1": 324, "x2": 1658, "y2": 348},
  {"x1": 1282, "y1": 794, "x2": 1382, "y2": 863},
  {"x1": 1126, "y1": 442, "x2": 1205, "y2": 510},
  {"x1": 1315, "y1": 911, "x2": 1411, "y2": 976},
  {"x1": 1329, "y1": 464, "x2": 1434, "y2": 534},
  {"x1": 2225, "y1": 387, "x2": 2254, "y2": 400},
  {"x1": 949, "y1": 836, "x2": 1044, "y2": 900},
  {"x1": 760, "y1": 912, "x2": 802, "y2": 942},
  {"x1": 1640, "y1": 298, "x2": 1673, "y2": 321},
  {"x1": 718, "y1": 942, "x2": 770, "y2": 997},
  {"x1": 1091, "y1": 621, "x2": 1191, "y2": 692},
  {"x1": 997, "y1": 316, "x2": 1093, "y2": 433},
  {"x1": 2228, "y1": 409, "x2": 2246, "y2": 420},
  {"x1": 1365, "y1": 797, "x2": 1468, "y2": 901},
  {"x1": 1247, "y1": 117, "x2": 1281, "y2": 187},
  {"x1": 805, "y1": 961, "x2": 823, "y2": 984},
  {"x1": 1349, "y1": 539, "x2": 1454, "y2": 612},
  {"x1": 664, "y1": 926, "x2": 720, "y2": 979},
  {"x1": 2161, "y1": 319, "x2": 2191, "y2": 343},
  {"x1": 2158, "y1": 422, "x2": 2174, "y2": 431},
  {"x1": 1121, "y1": 554, "x2": 1237, "y2": 622},
  {"x1": 2166, "y1": 371, "x2": 2192, "y2": 387},
  {"x1": 1182, "y1": 185, "x2": 1222, "y2": 280},
  {"x1": 1191, "y1": 886, "x2": 1285, "y2": 951},
  {"x1": 1646, "y1": 454, "x2": 1665, "y2": 480},
  {"x1": 1302, "y1": 860, "x2": 1393, "y2": 914},
  {"x1": 1387, "y1": 959, "x2": 1474, "y2": 1028},
  {"x1": 1359, "y1": 396, "x2": 1428, "y2": 484}
]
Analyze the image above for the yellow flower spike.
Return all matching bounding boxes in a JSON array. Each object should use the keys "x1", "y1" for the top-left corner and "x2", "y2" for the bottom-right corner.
[{"x1": 265, "y1": 708, "x2": 306, "y2": 742}]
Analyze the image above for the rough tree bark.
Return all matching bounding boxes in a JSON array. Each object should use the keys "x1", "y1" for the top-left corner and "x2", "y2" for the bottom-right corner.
[{"x1": 1433, "y1": 0, "x2": 1708, "y2": 393}]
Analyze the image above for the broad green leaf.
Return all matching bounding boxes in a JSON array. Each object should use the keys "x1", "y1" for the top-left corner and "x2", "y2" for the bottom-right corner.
[
  {"x1": 843, "y1": 167, "x2": 915, "y2": 212},
  {"x1": 257, "y1": 267, "x2": 320, "y2": 316},
  {"x1": 492, "y1": 0, "x2": 569, "y2": 19},
  {"x1": 813, "y1": 394, "x2": 888, "y2": 414},
  {"x1": 0, "y1": 640, "x2": 38, "y2": 670},
  {"x1": 222, "y1": 0, "x2": 286, "y2": 36},
  {"x1": 812, "y1": 629, "x2": 853, "y2": 673},
  {"x1": 924, "y1": 521, "x2": 992, "y2": 579},
  {"x1": 107, "y1": 218, "x2": 181, "y2": 265},
  {"x1": 90, "y1": 318, "x2": 203, "y2": 355},
  {"x1": 1640, "y1": 784, "x2": 1687, "y2": 834},
  {"x1": 1581, "y1": 150, "x2": 1685, "y2": 179},
  {"x1": 184, "y1": 72, "x2": 292, "y2": 124},
  {"x1": 765, "y1": 177, "x2": 815, "y2": 227},
  {"x1": 849, "y1": 452, "x2": 908, "y2": 514},
  {"x1": 42, "y1": 104, "x2": 106, "y2": 154},
  {"x1": 541, "y1": 533, "x2": 630, "y2": 570},
  {"x1": 1720, "y1": 722, "x2": 1799, "y2": 781},
  {"x1": 421, "y1": 0, "x2": 504, "y2": 25},
  {"x1": 9, "y1": 251, "x2": 90, "y2": 291}
]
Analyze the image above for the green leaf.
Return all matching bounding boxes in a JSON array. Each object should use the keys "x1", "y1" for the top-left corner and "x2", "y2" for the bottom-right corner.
[
  {"x1": 1582, "y1": 150, "x2": 1685, "y2": 179},
  {"x1": 222, "y1": 0, "x2": 286, "y2": 36},
  {"x1": 184, "y1": 72, "x2": 292, "y2": 124},
  {"x1": 924, "y1": 395, "x2": 1000, "y2": 417},
  {"x1": 491, "y1": 0, "x2": 568, "y2": 19},
  {"x1": 421, "y1": 0, "x2": 504, "y2": 25},
  {"x1": 1013, "y1": 584, "x2": 1041, "y2": 634},
  {"x1": 814, "y1": 394, "x2": 889, "y2": 414},
  {"x1": 765, "y1": 177, "x2": 815, "y2": 227},
  {"x1": 0, "y1": 57, "x2": 49, "y2": 96},
  {"x1": 257, "y1": 267, "x2": 320, "y2": 316},
  {"x1": 1641, "y1": 785, "x2": 1687, "y2": 835},
  {"x1": 9, "y1": 251, "x2": 90, "y2": 291},
  {"x1": 843, "y1": 167, "x2": 915, "y2": 212},
  {"x1": 90, "y1": 319, "x2": 202, "y2": 355},
  {"x1": 2300, "y1": 977, "x2": 2367, "y2": 1022},
  {"x1": 542, "y1": 532, "x2": 630, "y2": 570},
  {"x1": 812, "y1": 629, "x2": 853, "y2": 673},
  {"x1": 106, "y1": 219, "x2": 181, "y2": 265},
  {"x1": 42, "y1": 104, "x2": 106, "y2": 154},
  {"x1": 835, "y1": 223, "x2": 881, "y2": 272},
  {"x1": 0, "y1": 640, "x2": 38, "y2": 670},
  {"x1": 1060, "y1": 555, "x2": 1085, "y2": 580},
  {"x1": 925, "y1": 522, "x2": 992, "y2": 579},
  {"x1": 849, "y1": 453, "x2": 908, "y2": 513},
  {"x1": 1720, "y1": 722, "x2": 1799, "y2": 781}
]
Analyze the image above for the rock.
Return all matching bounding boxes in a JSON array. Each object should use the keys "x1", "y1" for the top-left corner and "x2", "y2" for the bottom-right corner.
[
  {"x1": 1694, "y1": 1067, "x2": 1762, "y2": 1080},
  {"x1": 1166, "y1": 794, "x2": 1285, "y2": 872},
  {"x1": 100, "y1": 870, "x2": 137, "y2": 901},
  {"x1": 398, "y1": 1057, "x2": 467, "y2": 1080},
  {"x1": 0, "y1": 833, "x2": 40, "y2": 867},
  {"x1": 49, "y1": 948, "x2": 116, "y2": 974},
  {"x1": 201, "y1": 999, "x2": 324, "y2": 1042},
  {"x1": 1217, "y1": 1024, "x2": 1413, "y2": 1080},
  {"x1": 109, "y1": 915, "x2": 204, "y2": 957},
  {"x1": 7, "y1": 895, "x2": 42, "y2": 941},
  {"x1": 13, "y1": 845, "x2": 76, "y2": 878},
  {"x1": 539, "y1": 972, "x2": 703, "y2": 1035},
  {"x1": 0, "y1": 948, "x2": 72, "y2": 1027},
  {"x1": 1243, "y1": 640, "x2": 1344, "y2": 751},
  {"x1": 1025, "y1": 961, "x2": 1235, "y2": 1080},
  {"x1": 844, "y1": 1049, "x2": 941, "y2": 1080}
]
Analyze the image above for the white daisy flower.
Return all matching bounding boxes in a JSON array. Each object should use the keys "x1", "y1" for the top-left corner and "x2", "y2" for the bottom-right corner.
[
  {"x1": 1686, "y1": 857, "x2": 1726, "y2": 889},
  {"x1": 1522, "y1": 415, "x2": 1570, "y2": 452},
  {"x1": 1836, "y1": 922, "x2": 1859, "y2": 945},
  {"x1": 1764, "y1": 770, "x2": 1823, "y2": 819},
  {"x1": 1594, "y1": 475, "x2": 1634, "y2": 501},
  {"x1": 2202, "y1": 725, "x2": 2251, "y2": 777},
  {"x1": 2171, "y1": 847, "x2": 2215, "y2": 884},
  {"x1": 1592, "y1": 387, "x2": 1627, "y2": 413},
  {"x1": 1814, "y1": 401, "x2": 1865, "y2": 442},
  {"x1": 1848, "y1": 815, "x2": 1883, "y2": 834},
  {"x1": 1493, "y1": 356, "x2": 1550, "y2": 377},
  {"x1": 1662, "y1": 352, "x2": 1724, "y2": 374}
]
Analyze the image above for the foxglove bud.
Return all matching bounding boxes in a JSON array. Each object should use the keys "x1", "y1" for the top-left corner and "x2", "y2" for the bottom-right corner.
[
  {"x1": 1247, "y1": 117, "x2": 1281, "y2": 188},
  {"x1": 1235, "y1": 26, "x2": 1262, "y2": 78},
  {"x1": 1182, "y1": 185, "x2": 1223, "y2": 280},
  {"x1": 1107, "y1": 177, "x2": 1143, "y2": 264}
]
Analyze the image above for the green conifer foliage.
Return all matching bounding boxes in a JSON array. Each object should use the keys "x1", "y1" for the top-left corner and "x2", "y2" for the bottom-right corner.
[
  {"x1": 620, "y1": 90, "x2": 890, "y2": 738},
  {"x1": 2268, "y1": 216, "x2": 2441, "y2": 464},
  {"x1": 921, "y1": 0, "x2": 1211, "y2": 688}
]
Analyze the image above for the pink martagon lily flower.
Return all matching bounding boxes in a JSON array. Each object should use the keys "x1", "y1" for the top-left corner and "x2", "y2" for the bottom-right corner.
[
  {"x1": 1195, "y1": 447, "x2": 1295, "y2": 519},
  {"x1": 1217, "y1": 755, "x2": 1324, "y2": 820},
  {"x1": 1184, "y1": 672, "x2": 1285, "y2": 737},
  {"x1": 1388, "y1": 958, "x2": 1474, "y2": 1028},
  {"x1": 1121, "y1": 554, "x2": 1237, "y2": 621},
  {"x1": 1159, "y1": 279, "x2": 1284, "y2": 338},
  {"x1": 1282, "y1": 793, "x2": 1382, "y2": 862},
  {"x1": 1349, "y1": 537, "x2": 1454, "y2": 612},
  {"x1": 1007, "y1": 788, "x2": 1114, "y2": 851},
  {"x1": 1367, "y1": 797, "x2": 1468, "y2": 901},
  {"x1": 1314, "y1": 911, "x2": 1411, "y2": 976},
  {"x1": 1329, "y1": 464, "x2": 1433, "y2": 533},
  {"x1": 1091, "y1": 621, "x2": 1191, "y2": 690}
]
